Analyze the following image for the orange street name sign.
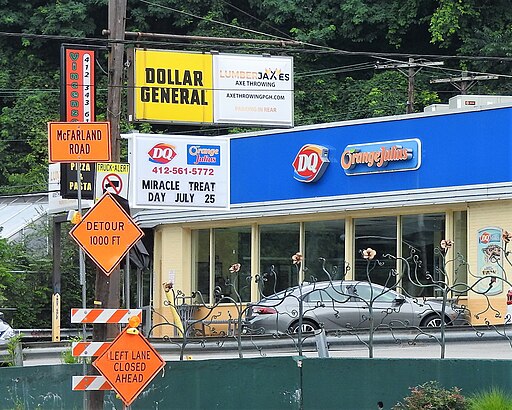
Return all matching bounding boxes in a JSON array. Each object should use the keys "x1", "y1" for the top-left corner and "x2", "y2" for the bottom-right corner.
[{"x1": 48, "y1": 122, "x2": 111, "y2": 163}]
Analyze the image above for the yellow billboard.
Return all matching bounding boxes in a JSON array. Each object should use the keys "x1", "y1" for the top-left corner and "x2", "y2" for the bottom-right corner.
[{"x1": 133, "y1": 49, "x2": 213, "y2": 123}]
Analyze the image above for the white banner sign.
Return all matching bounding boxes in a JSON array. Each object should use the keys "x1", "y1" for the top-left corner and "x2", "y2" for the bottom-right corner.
[
  {"x1": 127, "y1": 134, "x2": 229, "y2": 209},
  {"x1": 213, "y1": 54, "x2": 294, "y2": 127},
  {"x1": 48, "y1": 163, "x2": 93, "y2": 214}
]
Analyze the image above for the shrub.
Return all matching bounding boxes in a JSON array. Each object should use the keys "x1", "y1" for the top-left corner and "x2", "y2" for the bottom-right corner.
[
  {"x1": 61, "y1": 335, "x2": 87, "y2": 364},
  {"x1": 393, "y1": 380, "x2": 467, "y2": 410},
  {"x1": 4, "y1": 334, "x2": 23, "y2": 366},
  {"x1": 468, "y1": 387, "x2": 512, "y2": 410}
]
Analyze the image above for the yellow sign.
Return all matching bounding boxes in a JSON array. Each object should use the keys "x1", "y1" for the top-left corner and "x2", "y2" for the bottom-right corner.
[{"x1": 134, "y1": 49, "x2": 213, "y2": 123}]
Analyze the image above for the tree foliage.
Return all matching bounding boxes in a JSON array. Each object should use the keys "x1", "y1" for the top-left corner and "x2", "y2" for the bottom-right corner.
[{"x1": 0, "y1": 220, "x2": 97, "y2": 328}]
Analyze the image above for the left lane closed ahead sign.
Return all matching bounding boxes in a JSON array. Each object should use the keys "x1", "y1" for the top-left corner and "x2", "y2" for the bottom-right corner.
[{"x1": 48, "y1": 122, "x2": 111, "y2": 163}]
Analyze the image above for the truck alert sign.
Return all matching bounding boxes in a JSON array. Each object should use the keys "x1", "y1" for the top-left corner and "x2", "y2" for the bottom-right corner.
[{"x1": 126, "y1": 134, "x2": 229, "y2": 209}]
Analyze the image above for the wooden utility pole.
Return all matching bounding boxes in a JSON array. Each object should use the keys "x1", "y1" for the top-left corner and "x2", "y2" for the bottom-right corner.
[
  {"x1": 89, "y1": 1, "x2": 126, "y2": 409},
  {"x1": 376, "y1": 58, "x2": 444, "y2": 114},
  {"x1": 430, "y1": 71, "x2": 498, "y2": 94}
]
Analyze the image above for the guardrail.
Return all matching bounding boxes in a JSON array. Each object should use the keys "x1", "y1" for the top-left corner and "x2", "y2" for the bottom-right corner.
[{"x1": 14, "y1": 328, "x2": 92, "y2": 342}]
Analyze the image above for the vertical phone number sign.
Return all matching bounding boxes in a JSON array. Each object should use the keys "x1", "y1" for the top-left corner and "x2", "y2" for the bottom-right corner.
[
  {"x1": 127, "y1": 134, "x2": 230, "y2": 209},
  {"x1": 63, "y1": 47, "x2": 95, "y2": 122}
]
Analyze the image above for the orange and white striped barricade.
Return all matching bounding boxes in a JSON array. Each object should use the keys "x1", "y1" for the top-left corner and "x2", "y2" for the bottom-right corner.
[
  {"x1": 72, "y1": 376, "x2": 112, "y2": 391},
  {"x1": 71, "y1": 308, "x2": 142, "y2": 324},
  {"x1": 71, "y1": 308, "x2": 143, "y2": 392},
  {"x1": 72, "y1": 341, "x2": 111, "y2": 358}
]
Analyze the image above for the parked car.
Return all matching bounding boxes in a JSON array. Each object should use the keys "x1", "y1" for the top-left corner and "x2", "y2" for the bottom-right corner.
[
  {"x1": 243, "y1": 280, "x2": 470, "y2": 334},
  {"x1": 0, "y1": 312, "x2": 15, "y2": 344}
]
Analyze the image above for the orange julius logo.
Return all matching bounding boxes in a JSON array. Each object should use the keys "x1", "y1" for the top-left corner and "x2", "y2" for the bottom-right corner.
[{"x1": 341, "y1": 139, "x2": 420, "y2": 175}]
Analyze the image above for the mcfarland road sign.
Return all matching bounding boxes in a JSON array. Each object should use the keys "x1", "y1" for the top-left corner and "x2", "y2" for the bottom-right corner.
[
  {"x1": 69, "y1": 192, "x2": 144, "y2": 275},
  {"x1": 48, "y1": 121, "x2": 111, "y2": 163},
  {"x1": 93, "y1": 329, "x2": 166, "y2": 407}
]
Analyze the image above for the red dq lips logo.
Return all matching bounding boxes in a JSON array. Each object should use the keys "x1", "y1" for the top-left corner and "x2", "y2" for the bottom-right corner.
[
  {"x1": 148, "y1": 143, "x2": 177, "y2": 164},
  {"x1": 292, "y1": 144, "x2": 330, "y2": 183}
]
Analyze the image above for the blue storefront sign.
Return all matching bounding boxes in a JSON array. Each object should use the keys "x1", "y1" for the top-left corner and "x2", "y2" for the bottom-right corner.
[{"x1": 229, "y1": 107, "x2": 512, "y2": 204}]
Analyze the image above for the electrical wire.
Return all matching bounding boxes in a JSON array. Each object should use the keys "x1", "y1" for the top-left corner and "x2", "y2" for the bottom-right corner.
[{"x1": 139, "y1": 0, "x2": 292, "y2": 43}]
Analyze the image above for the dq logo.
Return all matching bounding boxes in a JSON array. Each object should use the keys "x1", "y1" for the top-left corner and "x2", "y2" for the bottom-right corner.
[
  {"x1": 479, "y1": 230, "x2": 500, "y2": 244},
  {"x1": 480, "y1": 232, "x2": 491, "y2": 244},
  {"x1": 148, "y1": 143, "x2": 177, "y2": 164},
  {"x1": 292, "y1": 144, "x2": 330, "y2": 183}
]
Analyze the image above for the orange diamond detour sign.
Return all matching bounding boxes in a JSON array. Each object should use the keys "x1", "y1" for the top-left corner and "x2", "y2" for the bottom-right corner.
[
  {"x1": 69, "y1": 192, "x2": 144, "y2": 275},
  {"x1": 93, "y1": 328, "x2": 166, "y2": 406}
]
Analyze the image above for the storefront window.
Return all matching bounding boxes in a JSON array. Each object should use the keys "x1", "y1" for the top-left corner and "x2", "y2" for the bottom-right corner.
[
  {"x1": 305, "y1": 220, "x2": 345, "y2": 282},
  {"x1": 192, "y1": 229, "x2": 210, "y2": 303},
  {"x1": 214, "y1": 226, "x2": 251, "y2": 302},
  {"x1": 452, "y1": 211, "x2": 468, "y2": 295},
  {"x1": 354, "y1": 216, "x2": 397, "y2": 286},
  {"x1": 401, "y1": 214, "x2": 445, "y2": 297},
  {"x1": 259, "y1": 223, "x2": 300, "y2": 295}
]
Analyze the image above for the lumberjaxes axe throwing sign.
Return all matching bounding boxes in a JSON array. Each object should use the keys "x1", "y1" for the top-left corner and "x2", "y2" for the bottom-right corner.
[{"x1": 125, "y1": 133, "x2": 230, "y2": 209}]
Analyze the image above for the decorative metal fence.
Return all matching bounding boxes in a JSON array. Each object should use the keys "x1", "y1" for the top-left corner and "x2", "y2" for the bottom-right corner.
[{"x1": 148, "y1": 237, "x2": 512, "y2": 360}]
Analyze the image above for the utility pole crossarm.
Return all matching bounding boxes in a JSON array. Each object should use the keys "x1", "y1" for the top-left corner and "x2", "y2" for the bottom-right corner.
[
  {"x1": 375, "y1": 61, "x2": 444, "y2": 70},
  {"x1": 430, "y1": 71, "x2": 499, "y2": 94},
  {"x1": 430, "y1": 74, "x2": 499, "y2": 84},
  {"x1": 375, "y1": 59, "x2": 444, "y2": 114}
]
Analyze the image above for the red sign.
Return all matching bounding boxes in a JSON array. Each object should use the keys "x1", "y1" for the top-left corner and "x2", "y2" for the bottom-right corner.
[
  {"x1": 64, "y1": 48, "x2": 95, "y2": 122},
  {"x1": 69, "y1": 192, "x2": 143, "y2": 275},
  {"x1": 93, "y1": 329, "x2": 166, "y2": 406}
]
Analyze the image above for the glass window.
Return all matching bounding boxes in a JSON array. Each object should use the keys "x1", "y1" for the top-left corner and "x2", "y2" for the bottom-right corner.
[
  {"x1": 192, "y1": 229, "x2": 210, "y2": 303},
  {"x1": 305, "y1": 220, "x2": 345, "y2": 282},
  {"x1": 354, "y1": 216, "x2": 397, "y2": 286},
  {"x1": 259, "y1": 223, "x2": 300, "y2": 295},
  {"x1": 452, "y1": 211, "x2": 468, "y2": 296},
  {"x1": 214, "y1": 226, "x2": 252, "y2": 302},
  {"x1": 401, "y1": 214, "x2": 445, "y2": 297},
  {"x1": 351, "y1": 283, "x2": 397, "y2": 302}
]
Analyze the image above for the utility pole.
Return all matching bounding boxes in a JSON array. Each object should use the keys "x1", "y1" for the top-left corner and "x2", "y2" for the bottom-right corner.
[
  {"x1": 430, "y1": 71, "x2": 498, "y2": 94},
  {"x1": 89, "y1": 1, "x2": 126, "y2": 409},
  {"x1": 376, "y1": 58, "x2": 444, "y2": 114}
]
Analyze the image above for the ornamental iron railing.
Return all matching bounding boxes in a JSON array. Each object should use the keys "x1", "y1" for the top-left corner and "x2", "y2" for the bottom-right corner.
[{"x1": 148, "y1": 236, "x2": 512, "y2": 360}]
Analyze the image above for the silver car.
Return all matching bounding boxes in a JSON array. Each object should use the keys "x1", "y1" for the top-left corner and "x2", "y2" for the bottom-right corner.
[{"x1": 243, "y1": 280, "x2": 470, "y2": 334}]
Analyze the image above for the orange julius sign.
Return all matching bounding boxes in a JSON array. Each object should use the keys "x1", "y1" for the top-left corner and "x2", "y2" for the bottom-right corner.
[
  {"x1": 69, "y1": 192, "x2": 144, "y2": 275},
  {"x1": 93, "y1": 328, "x2": 166, "y2": 406},
  {"x1": 48, "y1": 121, "x2": 111, "y2": 163}
]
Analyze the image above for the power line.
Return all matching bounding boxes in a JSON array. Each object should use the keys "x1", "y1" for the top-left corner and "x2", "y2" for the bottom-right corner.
[{"x1": 2, "y1": 29, "x2": 512, "y2": 63}]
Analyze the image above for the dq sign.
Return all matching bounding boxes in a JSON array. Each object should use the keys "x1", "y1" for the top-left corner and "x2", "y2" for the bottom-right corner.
[{"x1": 292, "y1": 144, "x2": 330, "y2": 183}]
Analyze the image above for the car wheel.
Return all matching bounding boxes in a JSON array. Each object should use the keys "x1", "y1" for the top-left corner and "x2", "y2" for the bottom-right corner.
[
  {"x1": 289, "y1": 319, "x2": 319, "y2": 333},
  {"x1": 421, "y1": 314, "x2": 447, "y2": 328}
]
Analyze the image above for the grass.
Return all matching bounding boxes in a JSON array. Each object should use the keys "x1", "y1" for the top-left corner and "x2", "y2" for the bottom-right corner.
[{"x1": 468, "y1": 387, "x2": 512, "y2": 410}]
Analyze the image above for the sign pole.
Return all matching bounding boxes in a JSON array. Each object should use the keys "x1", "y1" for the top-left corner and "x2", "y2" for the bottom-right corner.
[{"x1": 76, "y1": 163, "x2": 88, "y2": 410}]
